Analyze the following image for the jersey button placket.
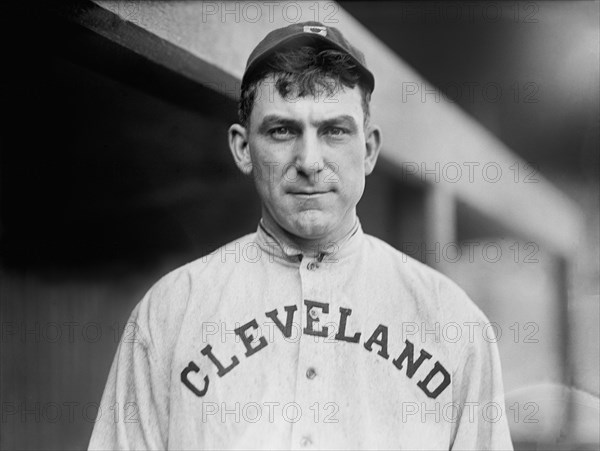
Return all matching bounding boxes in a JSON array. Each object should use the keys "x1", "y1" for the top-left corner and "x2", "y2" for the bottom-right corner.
[{"x1": 293, "y1": 255, "x2": 325, "y2": 449}]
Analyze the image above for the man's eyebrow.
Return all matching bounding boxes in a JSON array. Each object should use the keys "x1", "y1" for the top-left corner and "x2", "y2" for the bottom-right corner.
[
  {"x1": 316, "y1": 115, "x2": 358, "y2": 128},
  {"x1": 258, "y1": 115, "x2": 301, "y2": 132}
]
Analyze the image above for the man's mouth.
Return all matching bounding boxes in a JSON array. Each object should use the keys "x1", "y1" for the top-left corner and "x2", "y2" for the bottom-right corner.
[{"x1": 289, "y1": 190, "x2": 330, "y2": 197}]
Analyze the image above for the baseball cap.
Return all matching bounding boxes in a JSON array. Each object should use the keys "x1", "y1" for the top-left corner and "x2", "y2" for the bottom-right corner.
[{"x1": 241, "y1": 21, "x2": 375, "y2": 93}]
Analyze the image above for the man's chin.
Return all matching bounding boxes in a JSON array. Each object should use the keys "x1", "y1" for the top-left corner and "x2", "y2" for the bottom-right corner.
[{"x1": 285, "y1": 213, "x2": 333, "y2": 241}]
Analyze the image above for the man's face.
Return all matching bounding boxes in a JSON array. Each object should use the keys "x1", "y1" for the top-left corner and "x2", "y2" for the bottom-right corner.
[{"x1": 237, "y1": 79, "x2": 379, "y2": 244}]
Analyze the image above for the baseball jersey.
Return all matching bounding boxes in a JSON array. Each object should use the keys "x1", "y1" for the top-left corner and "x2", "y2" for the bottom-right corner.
[{"x1": 88, "y1": 218, "x2": 513, "y2": 450}]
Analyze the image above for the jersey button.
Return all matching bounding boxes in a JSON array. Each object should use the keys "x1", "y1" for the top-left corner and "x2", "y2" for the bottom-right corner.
[
  {"x1": 306, "y1": 367, "x2": 317, "y2": 380},
  {"x1": 307, "y1": 262, "x2": 317, "y2": 270},
  {"x1": 300, "y1": 436, "x2": 312, "y2": 447},
  {"x1": 309, "y1": 307, "x2": 319, "y2": 320}
]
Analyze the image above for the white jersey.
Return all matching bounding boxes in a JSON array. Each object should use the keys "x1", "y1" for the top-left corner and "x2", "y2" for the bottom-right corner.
[{"x1": 89, "y1": 219, "x2": 513, "y2": 450}]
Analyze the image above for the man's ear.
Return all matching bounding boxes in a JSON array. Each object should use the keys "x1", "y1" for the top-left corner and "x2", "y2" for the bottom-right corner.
[
  {"x1": 364, "y1": 124, "x2": 382, "y2": 176},
  {"x1": 228, "y1": 123, "x2": 253, "y2": 175}
]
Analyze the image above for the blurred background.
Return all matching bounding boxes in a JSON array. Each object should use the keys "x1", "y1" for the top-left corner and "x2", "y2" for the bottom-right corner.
[{"x1": 1, "y1": 1, "x2": 598, "y2": 449}]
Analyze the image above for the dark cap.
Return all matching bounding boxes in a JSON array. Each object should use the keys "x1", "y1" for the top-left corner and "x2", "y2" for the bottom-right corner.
[{"x1": 242, "y1": 21, "x2": 375, "y2": 93}]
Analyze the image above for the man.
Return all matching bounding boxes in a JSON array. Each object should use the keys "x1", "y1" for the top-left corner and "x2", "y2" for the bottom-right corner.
[{"x1": 89, "y1": 21, "x2": 513, "y2": 450}]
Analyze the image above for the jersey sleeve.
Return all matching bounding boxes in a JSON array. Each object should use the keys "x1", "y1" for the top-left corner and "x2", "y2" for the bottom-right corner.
[
  {"x1": 88, "y1": 301, "x2": 170, "y2": 450},
  {"x1": 450, "y1": 318, "x2": 514, "y2": 450}
]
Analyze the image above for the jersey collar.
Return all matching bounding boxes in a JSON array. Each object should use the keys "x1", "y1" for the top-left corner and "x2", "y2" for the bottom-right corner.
[{"x1": 255, "y1": 217, "x2": 363, "y2": 264}]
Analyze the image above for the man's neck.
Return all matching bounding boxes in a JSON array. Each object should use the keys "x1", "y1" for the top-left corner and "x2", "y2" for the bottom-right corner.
[{"x1": 260, "y1": 212, "x2": 358, "y2": 258}]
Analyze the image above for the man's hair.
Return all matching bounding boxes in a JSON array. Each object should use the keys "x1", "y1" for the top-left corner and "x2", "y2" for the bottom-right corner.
[{"x1": 239, "y1": 46, "x2": 372, "y2": 128}]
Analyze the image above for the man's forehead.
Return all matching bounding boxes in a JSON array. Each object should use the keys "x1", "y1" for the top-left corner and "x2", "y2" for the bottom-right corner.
[{"x1": 250, "y1": 79, "x2": 364, "y2": 124}]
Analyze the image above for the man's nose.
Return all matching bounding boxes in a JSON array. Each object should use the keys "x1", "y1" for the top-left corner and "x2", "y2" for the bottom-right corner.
[{"x1": 294, "y1": 132, "x2": 325, "y2": 177}]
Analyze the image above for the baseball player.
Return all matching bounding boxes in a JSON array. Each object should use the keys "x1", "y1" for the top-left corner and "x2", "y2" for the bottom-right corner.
[{"x1": 89, "y1": 21, "x2": 513, "y2": 450}]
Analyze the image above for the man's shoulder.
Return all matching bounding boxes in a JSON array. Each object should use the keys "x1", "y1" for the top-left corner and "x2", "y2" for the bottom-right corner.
[
  {"x1": 361, "y1": 233, "x2": 489, "y2": 324},
  {"x1": 127, "y1": 232, "x2": 258, "y2": 356},
  {"x1": 134, "y1": 233, "x2": 256, "y2": 324},
  {"x1": 361, "y1": 233, "x2": 497, "y2": 372},
  {"x1": 360, "y1": 232, "x2": 447, "y2": 283},
  {"x1": 180, "y1": 231, "x2": 259, "y2": 273}
]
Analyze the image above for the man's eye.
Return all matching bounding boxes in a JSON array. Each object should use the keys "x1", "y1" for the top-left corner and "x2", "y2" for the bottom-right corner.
[
  {"x1": 270, "y1": 127, "x2": 294, "y2": 138},
  {"x1": 326, "y1": 127, "x2": 347, "y2": 137}
]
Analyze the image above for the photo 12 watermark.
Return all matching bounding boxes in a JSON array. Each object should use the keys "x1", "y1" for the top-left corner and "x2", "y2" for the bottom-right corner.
[
  {"x1": 200, "y1": 401, "x2": 339, "y2": 424},
  {"x1": 398, "y1": 161, "x2": 540, "y2": 184},
  {"x1": 401, "y1": 240, "x2": 540, "y2": 264},
  {"x1": 400, "y1": 81, "x2": 540, "y2": 104},
  {"x1": 200, "y1": 2, "x2": 340, "y2": 24},
  {"x1": 401, "y1": 400, "x2": 539, "y2": 424},
  {"x1": 388, "y1": 2, "x2": 539, "y2": 24},
  {"x1": 1, "y1": 401, "x2": 139, "y2": 425},
  {"x1": 0, "y1": 321, "x2": 140, "y2": 345}
]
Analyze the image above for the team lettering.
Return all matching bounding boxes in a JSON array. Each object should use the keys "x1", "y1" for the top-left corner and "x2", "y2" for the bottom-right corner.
[{"x1": 181, "y1": 300, "x2": 451, "y2": 399}]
